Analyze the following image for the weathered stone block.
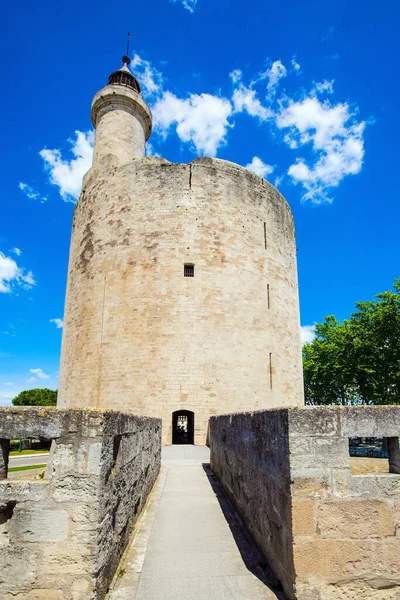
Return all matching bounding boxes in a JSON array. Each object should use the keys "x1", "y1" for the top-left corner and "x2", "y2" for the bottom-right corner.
[
  {"x1": 11, "y1": 506, "x2": 68, "y2": 543},
  {"x1": 292, "y1": 499, "x2": 316, "y2": 536},
  {"x1": 317, "y1": 500, "x2": 395, "y2": 538},
  {"x1": 294, "y1": 539, "x2": 383, "y2": 579}
]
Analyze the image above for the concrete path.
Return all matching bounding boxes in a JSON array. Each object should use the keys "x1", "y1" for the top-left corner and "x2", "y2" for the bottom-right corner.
[{"x1": 108, "y1": 446, "x2": 284, "y2": 600}]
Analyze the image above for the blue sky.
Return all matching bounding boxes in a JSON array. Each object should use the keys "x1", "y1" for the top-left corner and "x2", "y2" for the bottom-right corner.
[{"x1": 1, "y1": 0, "x2": 399, "y2": 404}]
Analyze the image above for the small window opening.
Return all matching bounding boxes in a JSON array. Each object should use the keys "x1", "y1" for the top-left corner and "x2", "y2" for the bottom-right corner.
[
  {"x1": 263, "y1": 222, "x2": 267, "y2": 250},
  {"x1": 269, "y1": 353, "x2": 273, "y2": 389},
  {"x1": 349, "y1": 436, "x2": 400, "y2": 475},
  {"x1": 1, "y1": 437, "x2": 52, "y2": 480},
  {"x1": 184, "y1": 264, "x2": 194, "y2": 277},
  {"x1": 267, "y1": 284, "x2": 270, "y2": 309}
]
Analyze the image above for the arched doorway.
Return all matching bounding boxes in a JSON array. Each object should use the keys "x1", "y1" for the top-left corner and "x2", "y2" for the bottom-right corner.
[{"x1": 172, "y1": 410, "x2": 194, "y2": 445}]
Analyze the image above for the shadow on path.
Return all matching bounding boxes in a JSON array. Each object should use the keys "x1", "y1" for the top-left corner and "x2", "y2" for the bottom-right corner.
[{"x1": 202, "y1": 463, "x2": 288, "y2": 600}]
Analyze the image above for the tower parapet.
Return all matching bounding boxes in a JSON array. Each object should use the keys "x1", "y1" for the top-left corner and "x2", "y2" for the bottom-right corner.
[{"x1": 91, "y1": 56, "x2": 152, "y2": 166}]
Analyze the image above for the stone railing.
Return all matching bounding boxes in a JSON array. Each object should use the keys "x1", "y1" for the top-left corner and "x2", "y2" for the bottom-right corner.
[
  {"x1": 210, "y1": 406, "x2": 400, "y2": 600},
  {"x1": 0, "y1": 407, "x2": 161, "y2": 600}
]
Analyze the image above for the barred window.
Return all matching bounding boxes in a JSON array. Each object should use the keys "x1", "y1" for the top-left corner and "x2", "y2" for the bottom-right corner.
[{"x1": 184, "y1": 264, "x2": 194, "y2": 277}]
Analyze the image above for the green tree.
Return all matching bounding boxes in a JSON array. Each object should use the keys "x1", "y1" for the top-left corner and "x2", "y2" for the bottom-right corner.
[
  {"x1": 351, "y1": 279, "x2": 400, "y2": 405},
  {"x1": 303, "y1": 279, "x2": 400, "y2": 406},
  {"x1": 12, "y1": 388, "x2": 57, "y2": 407},
  {"x1": 303, "y1": 316, "x2": 358, "y2": 405}
]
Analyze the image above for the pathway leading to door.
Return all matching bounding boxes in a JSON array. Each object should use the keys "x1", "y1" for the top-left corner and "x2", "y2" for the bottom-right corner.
[{"x1": 107, "y1": 446, "x2": 284, "y2": 600}]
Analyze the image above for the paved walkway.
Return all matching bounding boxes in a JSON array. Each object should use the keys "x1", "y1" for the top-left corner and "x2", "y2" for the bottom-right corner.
[{"x1": 108, "y1": 446, "x2": 283, "y2": 600}]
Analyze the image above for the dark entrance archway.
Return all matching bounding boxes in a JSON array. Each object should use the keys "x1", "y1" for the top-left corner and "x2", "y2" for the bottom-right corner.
[{"x1": 172, "y1": 410, "x2": 194, "y2": 444}]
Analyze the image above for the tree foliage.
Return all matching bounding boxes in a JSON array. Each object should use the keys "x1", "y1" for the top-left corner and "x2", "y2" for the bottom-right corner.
[
  {"x1": 303, "y1": 280, "x2": 400, "y2": 406},
  {"x1": 12, "y1": 388, "x2": 57, "y2": 407}
]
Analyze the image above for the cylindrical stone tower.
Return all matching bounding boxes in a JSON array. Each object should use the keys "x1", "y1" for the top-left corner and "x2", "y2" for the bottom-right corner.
[
  {"x1": 91, "y1": 56, "x2": 152, "y2": 165},
  {"x1": 58, "y1": 56, "x2": 304, "y2": 445}
]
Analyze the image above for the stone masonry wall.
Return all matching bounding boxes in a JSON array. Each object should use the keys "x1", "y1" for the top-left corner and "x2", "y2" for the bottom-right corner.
[
  {"x1": 210, "y1": 406, "x2": 400, "y2": 600},
  {"x1": 0, "y1": 407, "x2": 161, "y2": 600},
  {"x1": 58, "y1": 155, "x2": 304, "y2": 445}
]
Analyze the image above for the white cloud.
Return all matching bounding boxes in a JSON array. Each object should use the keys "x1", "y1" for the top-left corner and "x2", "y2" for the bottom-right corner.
[
  {"x1": 277, "y1": 96, "x2": 366, "y2": 203},
  {"x1": 170, "y1": 0, "x2": 198, "y2": 12},
  {"x1": 18, "y1": 182, "x2": 47, "y2": 203},
  {"x1": 265, "y1": 60, "x2": 287, "y2": 94},
  {"x1": 153, "y1": 91, "x2": 233, "y2": 156},
  {"x1": 291, "y1": 57, "x2": 301, "y2": 73},
  {"x1": 4, "y1": 382, "x2": 13, "y2": 386},
  {"x1": 230, "y1": 71, "x2": 272, "y2": 121},
  {"x1": 246, "y1": 156, "x2": 274, "y2": 179},
  {"x1": 11, "y1": 247, "x2": 22, "y2": 256},
  {"x1": 229, "y1": 69, "x2": 242, "y2": 84},
  {"x1": 130, "y1": 54, "x2": 164, "y2": 97},
  {"x1": 232, "y1": 84, "x2": 272, "y2": 121},
  {"x1": 313, "y1": 80, "x2": 334, "y2": 95},
  {"x1": 301, "y1": 324, "x2": 316, "y2": 345},
  {"x1": 29, "y1": 368, "x2": 50, "y2": 380},
  {"x1": 40, "y1": 130, "x2": 94, "y2": 201},
  {"x1": 0, "y1": 252, "x2": 36, "y2": 294},
  {"x1": 50, "y1": 318, "x2": 64, "y2": 329}
]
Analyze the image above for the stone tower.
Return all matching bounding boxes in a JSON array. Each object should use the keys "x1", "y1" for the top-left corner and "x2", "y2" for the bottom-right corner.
[{"x1": 57, "y1": 55, "x2": 304, "y2": 444}]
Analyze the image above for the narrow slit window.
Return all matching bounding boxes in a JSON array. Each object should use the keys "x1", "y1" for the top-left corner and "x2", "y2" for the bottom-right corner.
[
  {"x1": 267, "y1": 284, "x2": 270, "y2": 309},
  {"x1": 184, "y1": 264, "x2": 194, "y2": 277},
  {"x1": 269, "y1": 352, "x2": 273, "y2": 389},
  {"x1": 263, "y1": 222, "x2": 267, "y2": 250}
]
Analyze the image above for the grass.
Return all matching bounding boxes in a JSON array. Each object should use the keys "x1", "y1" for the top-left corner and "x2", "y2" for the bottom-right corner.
[
  {"x1": 8, "y1": 464, "x2": 46, "y2": 473},
  {"x1": 9, "y1": 449, "x2": 50, "y2": 456}
]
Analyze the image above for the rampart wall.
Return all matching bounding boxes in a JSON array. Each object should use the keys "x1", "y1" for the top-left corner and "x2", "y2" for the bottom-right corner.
[
  {"x1": 0, "y1": 407, "x2": 161, "y2": 600},
  {"x1": 210, "y1": 406, "x2": 400, "y2": 600}
]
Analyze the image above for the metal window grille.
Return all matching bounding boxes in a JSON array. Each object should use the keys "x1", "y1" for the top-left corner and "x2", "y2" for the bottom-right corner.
[{"x1": 184, "y1": 264, "x2": 194, "y2": 277}]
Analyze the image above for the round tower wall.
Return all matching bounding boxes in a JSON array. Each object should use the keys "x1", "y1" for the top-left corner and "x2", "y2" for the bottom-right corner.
[{"x1": 58, "y1": 157, "x2": 304, "y2": 445}]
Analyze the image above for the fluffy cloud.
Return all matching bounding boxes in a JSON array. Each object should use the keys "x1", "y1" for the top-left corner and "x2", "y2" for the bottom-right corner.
[
  {"x1": 301, "y1": 324, "x2": 316, "y2": 345},
  {"x1": 130, "y1": 54, "x2": 164, "y2": 97},
  {"x1": 170, "y1": 0, "x2": 198, "y2": 12},
  {"x1": 29, "y1": 368, "x2": 50, "y2": 380},
  {"x1": 0, "y1": 251, "x2": 35, "y2": 294},
  {"x1": 230, "y1": 70, "x2": 272, "y2": 121},
  {"x1": 277, "y1": 96, "x2": 365, "y2": 203},
  {"x1": 11, "y1": 247, "x2": 21, "y2": 256},
  {"x1": 50, "y1": 318, "x2": 64, "y2": 329},
  {"x1": 246, "y1": 156, "x2": 274, "y2": 178},
  {"x1": 40, "y1": 130, "x2": 94, "y2": 201},
  {"x1": 153, "y1": 91, "x2": 233, "y2": 155},
  {"x1": 19, "y1": 182, "x2": 47, "y2": 203},
  {"x1": 39, "y1": 56, "x2": 366, "y2": 206}
]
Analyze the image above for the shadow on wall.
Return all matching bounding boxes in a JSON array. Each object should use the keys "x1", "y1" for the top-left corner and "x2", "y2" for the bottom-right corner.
[{"x1": 202, "y1": 463, "x2": 288, "y2": 600}]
